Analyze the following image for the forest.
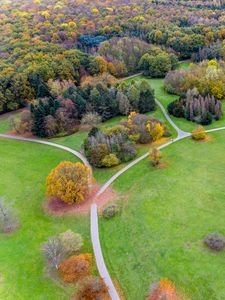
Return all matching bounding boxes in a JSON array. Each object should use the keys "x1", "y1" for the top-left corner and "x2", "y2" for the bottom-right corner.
[{"x1": 1, "y1": 0, "x2": 225, "y2": 117}]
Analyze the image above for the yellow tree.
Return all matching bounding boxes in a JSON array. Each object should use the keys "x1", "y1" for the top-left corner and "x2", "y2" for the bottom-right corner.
[
  {"x1": 149, "y1": 147, "x2": 162, "y2": 167},
  {"x1": 46, "y1": 161, "x2": 92, "y2": 205}
]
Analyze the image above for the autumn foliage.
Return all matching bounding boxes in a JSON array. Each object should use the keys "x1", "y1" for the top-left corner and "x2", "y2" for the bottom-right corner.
[
  {"x1": 59, "y1": 253, "x2": 92, "y2": 283},
  {"x1": 46, "y1": 161, "x2": 91, "y2": 205},
  {"x1": 76, "y1": 276, "x2": 110, "y2": 300},
  {"x1": 192, "y1": 126, "x2": 207, "y2": 140},
  {"x1": 147, "y1": 278, "x2": 182, "y2": 300}
]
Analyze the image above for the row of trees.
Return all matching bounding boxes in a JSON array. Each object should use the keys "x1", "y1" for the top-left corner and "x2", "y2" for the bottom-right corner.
[{"x1": 168, "y1": 90, "x2": 222, "y2": 125}]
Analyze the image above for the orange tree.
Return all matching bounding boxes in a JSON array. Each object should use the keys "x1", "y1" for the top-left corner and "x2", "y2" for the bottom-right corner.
[
  {"x1": 59, "y1": 253, "x2": 92, "y2": 283},
  {"x1": 46, "y1": 161, "x2": 91, "y2": 205}
]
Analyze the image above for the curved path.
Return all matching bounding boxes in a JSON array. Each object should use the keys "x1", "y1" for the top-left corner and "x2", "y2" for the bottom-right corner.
[{"x1": 0, "y1": 134, "x2": 91, "y2": 171}]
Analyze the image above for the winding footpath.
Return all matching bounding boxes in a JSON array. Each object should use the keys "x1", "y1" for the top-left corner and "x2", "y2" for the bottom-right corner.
[{"x1": 1, "y1": 100, "x2": 225, "y2": 300}]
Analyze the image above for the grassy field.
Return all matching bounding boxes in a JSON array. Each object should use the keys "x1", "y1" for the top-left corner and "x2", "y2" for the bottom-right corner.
[
  {"x1": 0, "y1": 138, "x2": 91, "y2": 300},
  {"x1": 100, "y1": 130, "x2": 225, "y2": 300}
]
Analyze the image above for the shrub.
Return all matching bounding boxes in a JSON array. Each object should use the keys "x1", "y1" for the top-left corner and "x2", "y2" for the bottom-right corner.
[
  {"x1": 59, "y1": 230, "x2": 83, "y2": 256},
  {"x1": 0, "y1": 197, "x2": 18, "y2": 233},
  {"x1": 102, "y1": 204, "x2": 120, "y2": 219},
  {"x1": 59, "y1": 253, "x2": 92, "y2": 283},
  {"x1": 149, "y1": 147, "x2": 162, "y2": 167},
  {"x1": 192, "y1": 126, "x2": 207, "y2": 140},
  {"x1": 76, "y1": 276, "x2": 110, "y2": 300},
  {"x1": 42, "y1": 237, "x2": 65, "y2": 270},
  {"x1": 204, "y1": 233, "x2": 225, "y2": 251},
  {"x1": 46, "y1": 161, "x2": 91, "y2": 205},
  {"x1": 147, "y1": 278, "x2": 181, "y2": 300},
  {"x1": 101, "y1": 154, "x2": 120, "y2": 168}
]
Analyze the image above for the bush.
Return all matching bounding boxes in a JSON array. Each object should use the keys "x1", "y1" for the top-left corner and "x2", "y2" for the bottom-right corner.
[
  {"x1": 46, "y1": 161, "x2": 91, "y2": 205},
  {"x1": 59, "y1": 253, "x2": 92, "y2": 283},
  {"x1": 42, "y1": 237, "x2": 65, "y2": 270},
  {"x1": 59, "y1": 230, "x2": 83, "y2": 256},
  {"x1": 101, "y1": 154, "x2": 120, "y2": 168},
  {"x1": 204, "y1": 233, "x2": 225, "y2": 251},
  {"x1": 192, "y1": 126, "x2": 207, "y2": 140},
  {"x1": 11, "y1": 110, "x2": 33, "y2": 134},
  {"x1": 102, "y1": 204, "x2": 120, "y2": 219},
  {"x1": 147, "y1": 278, "x2": 181, "y2": 300},
  {"x1": 76, "y1": 276, "x2": 110, "y2": 300}
]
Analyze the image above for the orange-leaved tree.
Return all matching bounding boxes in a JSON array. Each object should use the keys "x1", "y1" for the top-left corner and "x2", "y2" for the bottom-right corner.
[
  {"x1": 59, "y1": 253, "x2": 92, "y2": 283},
  {"x1": 46, "y1": 161, "x2": 91, "y2": 205}
]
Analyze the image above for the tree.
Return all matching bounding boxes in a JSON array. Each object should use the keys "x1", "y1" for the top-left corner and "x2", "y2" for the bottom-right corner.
[
  {"x1": 149, "y1": 147, "x2": 162, "y2": 167},
  {"x1": 117, "y1": 91, "x2": 130, "y2": 115},
  {"x1": 59, "y1": 230, "x2": 83, "y2": 256},
  {"x1": 42, "y1": 237, "x2": 65, "y2": 270},
  {"x1": 192, "y1": 126, "x2": 207, "y2": 140},
  {"x1": 138, "y1": 80, "x2": 156, "y2": 113},
  {"x1": 76, "y1": 276, "x2": 110, "y2": 300},
  {"x1": 59, "y1": 253, "x2": 92, "y2": 283},
  {"x1": 46, "y1": 161, "x2": 91, "y2": 205}
]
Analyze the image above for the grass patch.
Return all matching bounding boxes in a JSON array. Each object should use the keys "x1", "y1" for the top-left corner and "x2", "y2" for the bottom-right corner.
[
  {"x1": 0, "y1": 138, "x2": 91, "y2": 300},
  {"x1": 100, "y1": 131, "x2": 225, "y2": 300}
]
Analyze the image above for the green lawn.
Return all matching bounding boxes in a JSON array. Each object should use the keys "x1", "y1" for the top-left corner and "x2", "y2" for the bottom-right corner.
[
  {"x1": 100, "y1": 131, "x2": 225, "y2": 300},
  {"x1": 0, "y1": 138, "x2": 91, "y2": 300}
]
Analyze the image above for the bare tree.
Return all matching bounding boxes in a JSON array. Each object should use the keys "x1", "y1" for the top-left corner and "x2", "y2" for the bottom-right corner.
[{"x1": 42, "y1": 237, "x2": 65, "y2": 270}]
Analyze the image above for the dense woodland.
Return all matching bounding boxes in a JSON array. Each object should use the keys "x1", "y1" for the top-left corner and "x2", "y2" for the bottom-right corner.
[{"x1": 1, "y1": 0, "x2": 225, "y2": 117}]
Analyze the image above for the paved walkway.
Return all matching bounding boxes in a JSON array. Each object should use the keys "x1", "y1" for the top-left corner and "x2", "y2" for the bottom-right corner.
[{"x1": 0, "y1": 134, "x2": 91, "y2": 171}]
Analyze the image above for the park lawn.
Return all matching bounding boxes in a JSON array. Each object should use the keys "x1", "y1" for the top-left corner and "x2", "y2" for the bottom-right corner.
[
  {"x1": 100, "y1": 130, "x2": 225, "y2": 300},
  {"x1": 0, "y1": 138, "x2": 92, "y2": 300}
]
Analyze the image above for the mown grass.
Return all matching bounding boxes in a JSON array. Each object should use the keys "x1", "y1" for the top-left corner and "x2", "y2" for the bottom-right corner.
[
  {"x1": 0, "y1": 138, "x2": 91, "y2": 300},
  {"x1": 100, "y1": 131, "x2": 225, "y2": 300}
]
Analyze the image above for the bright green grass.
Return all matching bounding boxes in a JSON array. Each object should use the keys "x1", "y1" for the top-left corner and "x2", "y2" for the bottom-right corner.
[
  {"x1": 100, "y1": 131, "x2": 225, "y2": 300},
  {"x1": 0, "y1": 117, "x2": 11, "y2": 133},
  {"x1": 0, "y1": 138, "x2": 91, "y2": 300}
]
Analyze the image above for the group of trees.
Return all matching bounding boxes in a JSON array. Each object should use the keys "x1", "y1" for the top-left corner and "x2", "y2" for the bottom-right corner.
[
  {"x1": 165, "y1": 60, "x2": 225, "y2": 100},
  {"x1": 42, "y1": 230, "x2": 109, "y2": 299},
  {"x1": 84, "y1": 126, "x2": 137, "y2": 168},
  {"x1": 139, "y1": 47, "x2": 178, "y2": 77},
  {"x1": 168, "y1": 89, "x2": 222, "y2": 125},
  {"x1": 15, "y1": 78, "x2": 156, "y2": 138},
  {"x1": 84, "y1": 112, "x2": 167, "y2": 168}
]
